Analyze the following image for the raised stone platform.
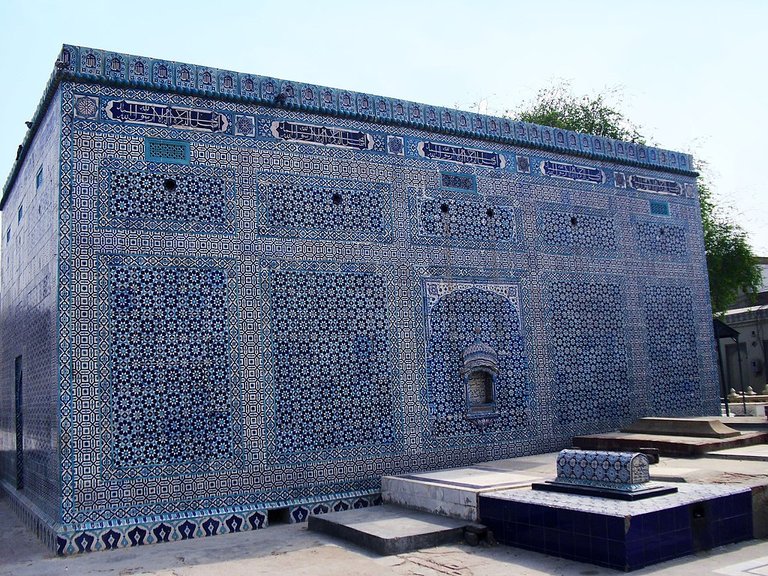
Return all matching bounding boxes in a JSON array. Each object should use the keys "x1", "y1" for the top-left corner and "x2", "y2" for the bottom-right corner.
[
  {"x1": 307, "y1": 505, "x2": 472, "y2": 555},
  {"x1": 382, "y1": 467, "x2": 538, "y2": 520},
  {"x1": 622, "y1": 417, "x2": 740, "y2": 438},
  {"x1": 719, "y1": 416, "x2": 768, "y2": 432},
  {"x1": 705, "y1": 444, "x2": 768, "y2": 462},
  {"x1": 480, "y1": 483, "x2": 753, "y2": 571},
  {"x1": 573, "y1": 430, "x2": 768, "y2": 457}
]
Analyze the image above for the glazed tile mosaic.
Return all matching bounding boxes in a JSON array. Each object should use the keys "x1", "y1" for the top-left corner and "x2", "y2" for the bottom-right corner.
[
  {"x1": 480, "y1": 484, "x2": 753, "y2": 570},
  {"x1": 0, "y1": 45, "x2": 719, "y2": 555}
]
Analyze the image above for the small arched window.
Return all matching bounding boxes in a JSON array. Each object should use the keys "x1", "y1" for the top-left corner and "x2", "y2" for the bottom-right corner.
[{"x1": 461, "y1": 337, "x2": 499, "y2": 416}]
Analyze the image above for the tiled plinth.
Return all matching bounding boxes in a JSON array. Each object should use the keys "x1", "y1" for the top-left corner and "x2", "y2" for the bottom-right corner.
[{"x1": 479, "y1": 484, "x2": 752, "y2": 571}]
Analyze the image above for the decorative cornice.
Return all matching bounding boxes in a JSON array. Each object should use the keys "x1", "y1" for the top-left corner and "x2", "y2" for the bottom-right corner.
[{"x1": 1, "y1": 45, "x2": 698, "y2": 209}]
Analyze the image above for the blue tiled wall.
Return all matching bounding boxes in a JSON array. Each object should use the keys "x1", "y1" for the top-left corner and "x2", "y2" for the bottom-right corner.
[
  {"x1": 0, "y1": 88, "x2": 62, "y2": 524},
  {"x1": 0, "y1": 47, "x2": 720, "y2": 553}
]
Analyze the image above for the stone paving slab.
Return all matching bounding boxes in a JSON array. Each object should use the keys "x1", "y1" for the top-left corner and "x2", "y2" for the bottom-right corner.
[
  {"x1": 650, "y1": 467, "x2": 699, "y2": 482},
  {"x1": 399, "y1": 467, "x2": 539, "y2": 487},
  {"x1": 715, "y1": 555, "x2": 768, "y2": 576},
  {"x1": 382, "y1": 467, "x2": 539, "y2": 520},
  {"x1": 706, "y1": 445, "x2": 768, "y2": 461},
  {"x1": 307, "y1": 505, "x2": 470, "y2": 555}
]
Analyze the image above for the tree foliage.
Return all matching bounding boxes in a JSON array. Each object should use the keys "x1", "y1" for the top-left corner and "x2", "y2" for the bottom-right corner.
[
  {"x1": 513, "y1": 82, "x2": 645, "y2": 144},
  {"x1": 512, "y1": 83, "x2": 761, "y2": 314},
  {"x1": 698, "y1": 181, "x2": 761, "y2": 313}
]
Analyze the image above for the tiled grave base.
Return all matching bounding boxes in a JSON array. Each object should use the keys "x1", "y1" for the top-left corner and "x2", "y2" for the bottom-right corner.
[
  {"x1": 1, "y1": 481, "x2": 380, "y2": 556},
  {"x1": 479, "y1": 484, "x2": 752, "y2": 571}
]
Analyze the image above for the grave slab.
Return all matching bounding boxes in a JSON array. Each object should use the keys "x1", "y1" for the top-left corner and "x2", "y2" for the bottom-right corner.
[{"x1": 307, "y1": 505, "x2": 471, "y2": 555}]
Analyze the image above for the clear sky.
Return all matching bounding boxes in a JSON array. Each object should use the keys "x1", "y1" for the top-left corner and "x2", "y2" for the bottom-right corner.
[{"x1": 1, "y1": 0, "x2": 765, "y2": 252}]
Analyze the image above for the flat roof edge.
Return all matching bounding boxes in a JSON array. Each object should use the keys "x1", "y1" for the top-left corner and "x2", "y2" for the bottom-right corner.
[{"x1": 1, "y1": 45, "x2": 698, "y2": 209}]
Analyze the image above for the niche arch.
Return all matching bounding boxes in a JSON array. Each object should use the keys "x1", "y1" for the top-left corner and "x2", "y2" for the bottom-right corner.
[{"x1": 425, "y1": 285, "x2": 530, "y2": 438}]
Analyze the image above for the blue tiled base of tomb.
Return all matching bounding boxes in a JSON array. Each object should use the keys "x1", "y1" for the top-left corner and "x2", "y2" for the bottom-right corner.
[
  {"x1": 1, "y1": 480, "x2": 380, "y2": 555},
  {"x1": 479, "y1": 485, "x2": 752, "y2": 571}
]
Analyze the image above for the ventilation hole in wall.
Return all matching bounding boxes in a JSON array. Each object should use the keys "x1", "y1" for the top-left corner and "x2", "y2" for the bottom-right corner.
[
  {"x1": 163, "y1": 178, "x2": 177, "y2": 192},
  {"x1": 570, "y1": 216, "x2": 578, "y2": 226},
  {"x1": 440, "y1": 203, "x2": 450, "y2": 214},
  {"x1": 332, "y1": 192, "x2": 342, "y2": 205},
  {"x1": 659, "y1": 227, "x2": 666, "y2": 236},
  {"x1": 486, "y1": 208, "x2": 495, "y2": 218},
  {"x1": 268, "y1": 507, "x2": 291, "y2": 525}
]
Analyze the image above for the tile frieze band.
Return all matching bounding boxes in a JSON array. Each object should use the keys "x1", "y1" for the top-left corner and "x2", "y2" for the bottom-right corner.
[
  {"x1": 417, "y1": 141, "x2": 505, "y2": 169},
  {"x1": 540, "y1": 160, "x2": 605, "y2": 185},
  {"x1": 269, "y1": 120, "x2": 374, "y2": 150},
  {"x1": 104, "y1": 99, "x2": 230, "y2": 133}
]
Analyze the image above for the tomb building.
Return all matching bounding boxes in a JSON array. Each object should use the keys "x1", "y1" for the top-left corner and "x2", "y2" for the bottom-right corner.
[{"x1": 0, "y1": 45, "x2": 718, "y2": 554}]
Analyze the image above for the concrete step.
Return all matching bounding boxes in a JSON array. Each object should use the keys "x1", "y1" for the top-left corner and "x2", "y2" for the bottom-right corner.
[
  {"x1": 719, "y1": 415, "x2": 768, "y2": 432},
  {"x1": 704, "y1": 444, "x2": 768, "y2": 462},
  {"x1": 622, "y1": 417, "x2": 740, "y2": 438},
  {"x1": 382, "y1": 467, "x2": 539, "y2": 521},
  {"x1": 572, "y1": 430, "x2": 768, "y2": 457},
  {"x1": 307, "y1": 504, "x2": 474, "y2": 555}
]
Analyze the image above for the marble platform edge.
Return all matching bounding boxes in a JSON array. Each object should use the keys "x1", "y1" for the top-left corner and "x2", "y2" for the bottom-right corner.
[
  {"x1": 481, "y1": 483, "x2": 752, "y2": 517},
  {"x1": 572, "y1": 430, "x2": 768, "y2": 456},
  {"x1": 621, "y1": 417, "x2": 741, "y2": 438},
  {"x1": 307, "y1": 504, "x2": 471, "y2": 555},
  {"x1": 382, "y1": 474, "x2": 536, "y2": 493}
]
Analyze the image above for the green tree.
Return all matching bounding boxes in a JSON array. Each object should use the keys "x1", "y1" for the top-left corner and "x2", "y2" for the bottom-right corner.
[
  {"x1": 512, "y1": 83, "x2": 761, "y2": 314},
  {"x1": 698, "y1": 181, "x2": 761, "y2": 313},
  {"x1": 513, "y1": 82, "x2": 645, "y2": 144}
]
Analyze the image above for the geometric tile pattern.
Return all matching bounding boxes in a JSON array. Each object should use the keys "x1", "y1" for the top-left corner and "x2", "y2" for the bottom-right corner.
[
  {"x1": 0, "y1": 92, "x2": 63, "y2": 525},
  {"x1": 637, "y1": 221, "x2": 687, "y2": 257},
  {"x1": 96, "y1": 252, "x2": 242, "y2": 482},
  {"x1": 643, "y1": 285, "x2": 700, "y2": 414},
  {"x1": 546, "y1": 280, "x2": 631, "y2": 433},
  {"x1": 109, "y1": 170, "x2": 226, "y2": 225},
  {"x1": 268, "y1": 268, "x2": 396, "y2": 455},
  {"x1": 0, "y1": 45, "x2": 719, "y2": 557},
  {"x1": 555, "y1": 449, "x2": 650, "y2": 489},
  {"x1": 538, "y1": 210, "x2": 617, "y2": 254},
  {"x1": 425, "y1": 284, "x2": 530, "y2": 438},
  {"x1": 419, "y1": 197, "x2": 517, "y2": 244},
  {"x1": 98, "y1": 159, "x2": 236, "y2": 234},
  {"x1": 258, "y1": 172, "x2": 392, "y2": 242},
  {"x1": 105, "y1": 260, "x2": 238, "y2": 471}
]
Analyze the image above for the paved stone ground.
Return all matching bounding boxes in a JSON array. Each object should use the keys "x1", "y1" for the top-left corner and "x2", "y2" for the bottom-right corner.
[{"x1": 5, "y1": 449, "x2": 768, "y2": 576}]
